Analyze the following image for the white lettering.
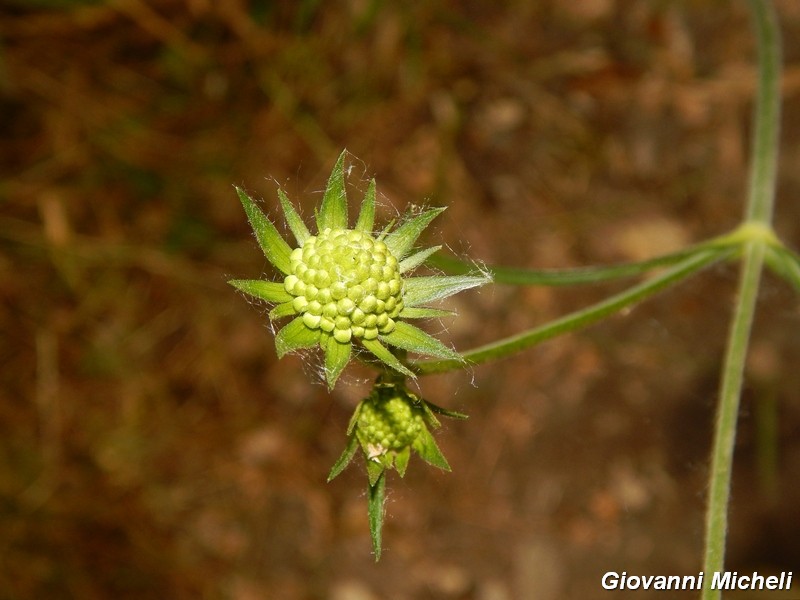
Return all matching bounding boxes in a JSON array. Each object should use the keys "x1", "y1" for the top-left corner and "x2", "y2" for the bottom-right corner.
[
  {"x1": 682, "y1": 573, "x2": 703, "y2": 590},
  {"x1": 660, "y1": 576, "x2": 677, "y2": 590},
  {"x1": 602, "y1": 572, "x2": 619, "y2": 590},
  {"x1": 602, "y1": 571, "x2": 791, "y2": 592},
  {"x1": 713, "y1": 572, "x2": 732, "y2": 590}
]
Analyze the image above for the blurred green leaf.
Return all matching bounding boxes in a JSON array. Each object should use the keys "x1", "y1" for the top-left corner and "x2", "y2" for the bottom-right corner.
[{"x1": 764, "y1": 245, "x2": 800, "y2": 291}]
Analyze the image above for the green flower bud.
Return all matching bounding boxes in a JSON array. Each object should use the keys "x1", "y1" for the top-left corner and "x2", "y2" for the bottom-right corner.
[
  {"x1": 329, "y1": 376, "x2": 467, "y2": 482},
  {"x1": 357, "y1": 393, "x2": 425, "y2": 453},
  {"x1": 284, "y1": 227, "x2": 404, "y2": 343}
]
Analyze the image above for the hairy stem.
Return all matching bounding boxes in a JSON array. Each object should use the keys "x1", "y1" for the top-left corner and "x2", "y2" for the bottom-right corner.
[
  {"x1": 702, "y1": 242, "x2": 765, "y2": 598},
  {"x1": 701, "y1": 1, "x2": 781, "y2": 596},
  {"x1": 744, "y1": 0, "x2": 782, "y2": 225},
  {"x1": 413, "y1": 248, "x2": 731, "y2": 375}
]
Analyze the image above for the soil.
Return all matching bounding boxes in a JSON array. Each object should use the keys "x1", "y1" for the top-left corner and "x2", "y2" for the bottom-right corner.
[{"x1": 2, "y1": 1, "x2": 800, "y2": 599}]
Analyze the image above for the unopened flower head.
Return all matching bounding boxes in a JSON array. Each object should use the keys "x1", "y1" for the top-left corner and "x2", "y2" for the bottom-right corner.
[
  {"x1": 230, "y1": 150, "x2": 491, "y2": 388},
  {"x1": 284, "y1": 228, "x2": 404, "y2": 344},
  {"x1": 327, "y1": 375, "x2": 467, "y2": 484},
  {"x1": 358, "y1": 390, "x2": 425, "y2": 453},
  {"x1": 324, "y1": 374, "x2": 468, "y2": 562}
]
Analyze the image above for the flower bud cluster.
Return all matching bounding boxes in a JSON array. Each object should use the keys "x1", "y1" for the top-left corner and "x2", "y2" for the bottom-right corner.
[
  {"x1": 357, "y1": 391, "x2": 424, "y2": 452},
  {"x1": 283, "y1": 228, "x2": 404, "y2": 343}
]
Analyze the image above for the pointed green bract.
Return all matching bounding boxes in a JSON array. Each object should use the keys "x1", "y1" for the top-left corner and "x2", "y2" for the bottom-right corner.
[
  {"x1": 398, "y1": 306, "x2": 455, "y2": 319},
  {"x1": 368, "y1": 471, "x2": 386, "y2": 561},
  {"x1": 384, "y1": 207, "x2": 446, "y2": 260},
  {"x1": 328, "y1": 433, "x2": 359, "y2": 482},
  {"x1": 413, "y1": 427, "x2": 451, "y2": 471},
  {"x1": 236, "y1": 186, "x2": 293, "y2": 275},
  {"x1": 403, "y1": 274, "x2": 490, "y2": 307},
  {"x1": 424, "y1": 399, "x2": 468, "y2": 420},
  {"x1": 269, "y1": 301, "x2": 296, "y2": 320},
  {"x1": 399, "y1": 245, "x2": 441, "y2": 274},
  {"x1": 365, "y1": 459, "x2": 385, "y2": 487},
  {"x1": 229, "y1": 279, "x2": 292, "y2": 304},
  {"x1": 361, "y1": 338, "x2": 416, "y2": 378},
  {"x1": 275, "y1": 316, "x2": 320, "y2": 358},
  {"x1": 355, "y1": 179, "x2": 376, "y2": 233},
  {"x1": 324, "y1": 337, "x2": 352, "y2": 389},
  {"x1": 376, "y1": 218, "x2": 395, "y2": 241},
  {"x1": 381, "y1": 322, "x2": 463, "y2": 361},
  {"x1": 317, "y1": 150, "x2": 348, "y2": 231},
  {"x1": 346, "y1": 402, "x2": 363, "y2": 435},
  {"x1": 419, "y1": 402, "x2": 441, "y2": 429},
  {"x1": 394, "y1": 446, "x2": 411, "y2": 477},
  {"x1": 278, "y1": 188, "x2": 311, "y2": 245}
]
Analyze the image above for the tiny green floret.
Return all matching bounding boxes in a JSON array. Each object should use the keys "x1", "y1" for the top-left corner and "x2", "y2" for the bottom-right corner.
[{"x1": 230, "y1": 150, "x2": 491, "y2": 388}]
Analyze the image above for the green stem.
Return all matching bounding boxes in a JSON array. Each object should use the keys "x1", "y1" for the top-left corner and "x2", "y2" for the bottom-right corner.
[
  {"x1": 744, "y1": 0, "x2": 781, "y2": 225},
  {"x1": 431, "y1": 245, "x2": 707, "y2": 286},
  {"x1": 701, "y1": 242, "x2": 765, "y2": 598},
  {"x1": 431, "y1": 226, "x2": 773, "y2": 287},
  {"x1": 413, "y1": 247, "x2": 731, "y2": 375},
  {"x1": 701, "y1": 1, "x2": 781, "y2": 597}
]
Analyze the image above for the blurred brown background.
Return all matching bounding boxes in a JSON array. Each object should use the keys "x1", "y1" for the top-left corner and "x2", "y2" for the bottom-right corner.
[{"x1": 2, "y1": 1, "x2": 800, "y2": 598}]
